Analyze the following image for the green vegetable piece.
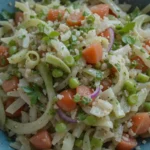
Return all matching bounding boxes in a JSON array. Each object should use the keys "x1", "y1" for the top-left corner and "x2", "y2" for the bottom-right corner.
[
  {"x1": 117, "y1": 22, "x2": 135, "y2": 34},
  {"x1": 144, "y1": 102, "x2": 150, "y2": 112},
  {"x1": 52, "y1": 69, "x2": 63, "y2": 78},
  {"x1": 91, "y1": 137, "x2": 103, "y2": 149},
  {"x1": 46, "y1": 53, "x2": 71, "y2": 73},
  {"x1": 64, "y1": 55, "x2": 75, "y2": 67},
  {"x1": 69, "y1": 77, "x2": 80, "y2": 89},
  {"x1": 86, "y1": 15, "x2": 95, "y2": 24},
  {"x1": 55, "y1": 122, "x2": 67, "y2": 133},
  {"x1": 127, "y1": 94, "x2": 138, "y2": 106},
  {"x1": 75, "y1": 139, "x2": 83, "y2": 148},
  {"x1": 9, "y1": 40, "x2": 16, "y2": 47},
  {"x1": 122, "y1": 35, "x2": 136, "y2": 45},
  {"x1": 49, "y1": 31, "x2": 60, "y2": 38},
  {"x1": 22, "y1": 84, "x2": 42, "y2": 105},
  {"x1": 9, "y1": 46, "x2": 18, "y2": 56},
  {"x1": 124, "y1": 79, "x2": 137, "y2": 94},
  {"x1": 84, "y1": 115, "x2": 97, "y2": 126},
  {"x1": 74, "y1": 93, "x2": 81, "y2": 102},
  {"x1": 146, "y1": 69, "x2": 150, "y2": 76},
  {"x1": 130, "y1": 7, "x2": 141, "y2": 20},
  {"x1": 136, "y1": 73, "x2": 149, "y2": 83},
  {"x1": 83, "y1": 68, "x2": 103, "y2": 80}
]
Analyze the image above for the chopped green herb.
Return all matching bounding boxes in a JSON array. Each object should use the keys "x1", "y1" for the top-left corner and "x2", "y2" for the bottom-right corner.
[
  {"x1": 122, "y1": 35, "x2": 136, "y2": 45},
  {"x1": 75, "y1": 139, "x2": 83, "y2": 148},
  {"x1": 130, "y1": 7, "x2": 141, "y2": 20},
  {"x1": 9, "y1": 40, "x2": 16, "y2": 47},
  {"x1": 131, "y1": 60, "x2": 138, "y2": 68},
  {"x1": 115, "y1": 63, "x2": 121, "y2": 72},
  {"x1": 0, "y1": 10, "x2": 14, "y2": 20},
  {"x1": 84, "y1": 115, "x2": 97, "y2": 126},
  {"x1": 22, "y1": 84, "x2": 42, "y2": 105},
  {"x1": 74, "y1": 93, "x2": 81, "y2": 102},
  {"x1": 96, "y1": 70, "x2": 103, "y2": 80},
  {"x1": 77, "y1": 111, "x2": 87, "y2": 121},
  {"x1": 116, "y1": 22, "x2": 135, "y2": 34},
  {"x1": 37, "y1": 23, "x2": 45, "y2": 32},
  {"x1": 91, "y1": 137, "x2": 103, "y2": 149},
  {"x1": 86, "y1": 15, "x2": 95, "y2": 24},
  {"x1": 83, "y1": 11, "x2": 89, "y2": 16},
  {"x1": 81, "y1": 96, "x2": 92, "y2": 105}
]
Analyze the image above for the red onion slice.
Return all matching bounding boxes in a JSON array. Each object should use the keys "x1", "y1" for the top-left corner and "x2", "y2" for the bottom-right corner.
[
  {"x1": 57, "y1": 109, "x2": 77, "y2": 123},
  {"x1": 107, "y1": 28, "x2": 115, "y2": 51},
  {"x1": 90, "y1": 87, "x2": 100, "y2": 99}
]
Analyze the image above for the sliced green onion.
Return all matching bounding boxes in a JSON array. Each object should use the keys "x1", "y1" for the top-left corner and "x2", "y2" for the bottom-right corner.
[
  {"x1": 127, "y1": 94, "x2": 138, "y2": 106},
  {"x1": 8, "y1": 46, "x2": 18, "y2": 56},
  {"x1": 124, "y1": 79, "x2": 136, "y2": 93},
  {"x1": 69, "y1": 77, "x2": 80, "y2": 89},
  {"x1": 91, "y1": 137, "x2": 103, "y2": 148},
  {"x1": 75, "y1": 139, "x2": 83, "y2": 148},
  {"x1": 64, "y1": 55, "x2": 75, "y2": 67},
  {"x1": 144, "y1": 102, "x2": 150, "y2": 112},
  {"x1": 84, "y1": 115, "x2": 97, "y2": 126},
  {"x1": 52, "y1": 69, "x2": 63, "y2": 78},
  {"x1": 55, "y1": 122, "x2": 67, "y2": 133},
  {"x1": 136, "y1": 73, "x2": 149, "y2": 83}
]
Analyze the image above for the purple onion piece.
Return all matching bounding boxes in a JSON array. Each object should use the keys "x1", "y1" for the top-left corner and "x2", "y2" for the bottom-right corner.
[
  {"x1": 107, "y1": 28, "x2": 115, "y2": 51},
  {"x1": 57, "y1": 109, "x2": 77, "y2": 123},
  {"x1": 90, "y1": 87, "x2": 100, "y2": 99}
]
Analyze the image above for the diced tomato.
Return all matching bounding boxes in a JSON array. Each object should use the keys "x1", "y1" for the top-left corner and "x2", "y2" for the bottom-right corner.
[
  {"x1": 57, "y1": 89, "x2": 76, "y2": 112},
  {"x1": 30, "y1": 130, "x2": 52, "y2": 150},
  {"x1": 143, "y1": 40, "x2": 150, "y2": 53},
  {"x1": 82, "y1": 43, "x2": 103, "y2": 64},
  {"x1": 2, "y1": 76, "x2": 19, "y2": 93},
  {"x1": 66, "y1": 12, "x2": 84, "y2": 26},
  {"x1": 90, "y1": 4, "x2": 109, "y2": 18},
  {"x1": 0, "y1": 46, "x2": 9, "y2": 67},
  {"x1": 15, "y1": 12, "x2": 24, "y2": 25},
  {"x1": 39, "y1": 50, "x2": 47, "y2": 57},
  {"x1": 131, "y1": 113, "x2": 150, "y2": 135},
  {"x1": 101, "y1": 78, "x2": 112, "y2": 91},
  {"x1": 109, "y1": 9, "x2": 117, "y2": 17},
  {"x1": 99, "y1": 28, "x2": 110, "y2": 40},
  {"x1": 76, "y1": 85, "x2": 93, "y2": 97},
  {"x1": 47, "y1": 9, "x2": 65, "y2": 21},
  {"x1": 131, "y1": 56, "x2": 148, "y2": 72},
  {"x1": 4, "y1": 97, "x2": 24, "y2": 118},
  {"x1": 116, "y1": 134, "x2": 137, "y2": 150}
]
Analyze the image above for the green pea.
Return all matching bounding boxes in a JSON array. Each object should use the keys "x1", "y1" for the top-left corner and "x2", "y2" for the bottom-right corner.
[
  {"x1": 8, "y1": 46, "x2": 17, "y2": 55},
  {"x1": 69, "y1": 77, "x2": 80, "y2": 89},
  {"x1": 84, "y1": 115, "x2": 97, "y2": 126},
  {"x1": 144, "y1": 102, "x2": 150, "y2": 112},
  {"x1": 64, "y1": 55, "x2": 75, "y2": 67},
  {"x1": 124, "y1": 79, "x2": 136, "y2": 94},
  {"x1": 127, "y1": 94, "x2": 138, "y2": 106},
  {"x1": 52, "y1": 69, "x2": 63, "y2": 78},
  {"x1": 75, "y1": 139, "x2": 83, "y2": 148},
  {"x1": 55, "y1": 122, "x2": 67, "y2": 133},
  {"x1": 91, "y1": 137, "x2": 103, "y2": 148},
  {"x1": 136, "y1": 73, "x2": 149, "y2": 83}
]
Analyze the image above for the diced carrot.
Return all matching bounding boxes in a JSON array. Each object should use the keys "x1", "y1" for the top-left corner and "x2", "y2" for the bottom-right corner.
[
  {"x1": 82, "y1": 43, "x2": 103, "y2": 64},
  {"x1": 90, "y1": 4, "x2": 109, "y2": 18},
  {"x1": 101, "y1": 78, "x2": 112, "y2": 91},
  {"x1": 2, "y1": 76, "x2": 19, "y2": 93},
  {"x1": 66, "y1": 12, "x2": 84, "y2": 26},
  {"x1": 30, "y1": 130, "x2": 52, "y2": 149},
  {"x1": 0, "y1": 46, "x2": 9, "y2": 67},
  {"x1": 15, "y1": 12, "x2": 24, "y2": 25},
  {"x1": 57, "y1": 89, "x2": 76, "y2": 112},
  {"x1": 4, "y1": 97, "x2": 24, "y2": 118},
  {"x1": 131, "y1": 56, "x2": 148, "y2": 72},
  {"x1": 99, "y1": 28, "x2": 110, "y2": 40},
  {"x1": 131, "y1": 113, "x2": 150, "y2": 135},
  {"x1": 116, "y1": 134, "x2": 137, "y2": 150},
  {"x1": 47, "y1": 9, "x2": 65, "y2": 21}
]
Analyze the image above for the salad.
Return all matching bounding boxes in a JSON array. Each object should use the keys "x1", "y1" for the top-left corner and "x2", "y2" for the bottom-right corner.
[{"x1": 0, "y1": 0, "x2": 150, "y2": 150}]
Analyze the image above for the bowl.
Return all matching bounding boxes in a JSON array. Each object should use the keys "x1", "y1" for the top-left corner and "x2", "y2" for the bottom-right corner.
[{"x1": 0, "y1": 0, "x2": 150, "y2": 150}]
